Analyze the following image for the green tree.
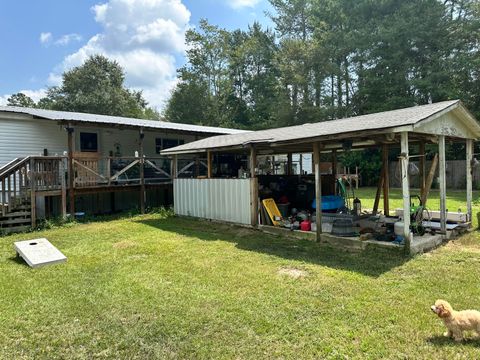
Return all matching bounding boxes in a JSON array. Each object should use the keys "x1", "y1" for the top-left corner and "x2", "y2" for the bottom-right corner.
[
  {"x1": 39, "y1": 55, "x2": 153, "y2": 119},
  {"x1": 6, "y1": 93, "x2": 37, "y2": 108}
]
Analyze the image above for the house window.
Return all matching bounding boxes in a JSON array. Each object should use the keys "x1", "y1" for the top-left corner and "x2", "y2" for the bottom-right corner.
[
  {"x1": 155, "y1": 138, "x2": 185, "y2": 153},
  {"x1": 80, "y1": 132, "x2": 98, "y2": 152}
]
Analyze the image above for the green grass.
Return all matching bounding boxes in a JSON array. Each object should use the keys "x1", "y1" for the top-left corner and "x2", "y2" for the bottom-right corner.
[
  {"x1": 1, "y1": 209, "x2": 480, "y2": 358},
  {"x1": 356, "y1": 187, "x2": 480, "y2": 227}
]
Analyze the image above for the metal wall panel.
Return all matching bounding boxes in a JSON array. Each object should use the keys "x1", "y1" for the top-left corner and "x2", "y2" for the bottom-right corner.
[{"x1": 174, "y1": 178, "x2": 251, "y2": 225}]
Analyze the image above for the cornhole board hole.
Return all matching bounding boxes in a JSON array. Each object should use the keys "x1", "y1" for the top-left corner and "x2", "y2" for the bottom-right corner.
[{"x1": 14, "y1": 238, "x2": 67, "y2": 268}]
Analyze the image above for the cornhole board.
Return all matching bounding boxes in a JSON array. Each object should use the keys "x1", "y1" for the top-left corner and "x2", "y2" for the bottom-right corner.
[
  {"x1": 262, "y1": 198, "x2": 283, "y2": 226},
  {"x1": 14, "y1": 238, "x2": 67, "y2": 268}
]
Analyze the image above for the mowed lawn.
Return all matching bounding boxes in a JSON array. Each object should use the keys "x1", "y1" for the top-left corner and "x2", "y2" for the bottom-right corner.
[
  {"x1": 356, "y1": 187, "x2": 480, "y2": 227},
  {"x1": 0, "y1": 195, "x2": 479, "y2": 358}
]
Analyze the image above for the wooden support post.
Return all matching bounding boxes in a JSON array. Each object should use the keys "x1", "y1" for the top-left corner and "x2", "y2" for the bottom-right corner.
[
  {"x1": 313, "y1": 142, "x2": 322, "y2": 242},
  {"x1": 139, "y1": 128, "x2": 145, "y2": 214},
  {"x1": 287, "y1": 153, "x2": 292, "y2": 175},
  {"x1": 373, "y1": 167, "x2": 384, "y2": 214},
  {"x1": 67, "y1": 126, "x2": 75, "y2": 217},
  {"x1": 172, "y1": 155, "x2": 178, "y2": 179},
  {"x1": 13, "y1": 172, "x2": 16, "y2": 209},
  {"x1": 466, "y1": 139, "x2": 473, "y2": 224},
  {"x1": 382, "y1": 144, "x2": 390, "y2": 216},
  {"x1": 1, "y1": 178, "x2": 5, "y2": 216},
  {"x1": 419, "y1": 142, "x2": 426, "y2": 196},
  {"x1": 250, "y1": 147, "x2": 258, "y2": 226},
  {"x1": 207, "y1": 151, "x2": 213, "y2": 178},
  {"x1": 195, "y1": 156, "x2": 200, "y2": 178},
  {"x1": 421, "y1": 154, "x2": 438, "y2": 208},
  {"x1": 400, "y1": 132, "x2": 411, "y2": 252},
  {"x1": 332, "y1": 149, "x2": 338, "y2": 194},
  {"x1": 106, "y1": 157, "x2": 111, "y2": 186},
  {"x1": 30, "y1": 158, "x2": 36, "y2": 228},
  {"x1": 61, "y1": 158, "x2": 67, "y2": 220},
  {"x1": 439, "y1": 135, "x2": 447, "y2": 234}
]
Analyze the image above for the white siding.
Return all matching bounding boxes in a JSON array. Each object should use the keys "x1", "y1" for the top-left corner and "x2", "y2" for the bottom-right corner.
[
  {"x1": 0, "y1": 117, "x2": 67, "y2": 167},
  {"x1": 174, "y1": 178, "x2": 251, "y2": 225},
  {"x1": 0, "y1": 116, "x2": 203, "y2": 168}
]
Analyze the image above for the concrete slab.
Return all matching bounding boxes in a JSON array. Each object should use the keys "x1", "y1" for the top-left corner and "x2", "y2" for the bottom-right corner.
[{"x1": 14, "y1": 238, "x2": 67, "y2": 268}]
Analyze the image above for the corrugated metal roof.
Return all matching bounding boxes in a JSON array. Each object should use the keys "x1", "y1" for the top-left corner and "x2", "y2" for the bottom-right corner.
[
  {"x1": 162, "y1": 100, "x2": 479, "y2": 154},
  {"x1": 0, "y1": 106, "x2": 247, "y2": 135}
]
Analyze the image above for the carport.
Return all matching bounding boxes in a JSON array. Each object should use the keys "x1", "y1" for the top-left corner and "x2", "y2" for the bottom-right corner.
[{"x1": 162, "y1": 100, "x2": 480, "y2": 254}]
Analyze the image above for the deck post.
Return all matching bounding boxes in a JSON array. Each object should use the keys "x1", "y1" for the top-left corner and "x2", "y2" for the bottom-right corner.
[
  {"x1": 207, "y1": 150, "x2": 213, "y2": 178},
  {"x1": 172, "y1": 155, "x2": 178, "y2": 179},
  {"x1": 61, "y1": 158, "x2": 67, "y2": 220},
  {"x1": 382, "y1": 143, "x2": 390, "y2": 216},
  {"x1": 313, "y1": 142, "x2": 322, "y2": 242},
  {"x1": 466, "y1": 138, "x2": 473, "y2": 224},
  {"x1": 439, "y1": 135, "x2": 447, "y2": 234},
  {"x1": 29, "y1": 158, "x2": 36, "y2": 229},
  {"x1": 139, "y1": 128, "x2": 145, "y2": 214},
  {"x1": 332, "y1": 149, "x2": 337, "y2": 193},
  {"x1": 419, "y1": 142, "x2": 426, "y2": 196},
  {"x1": 287, "y1": 153, "x2": 292, "y2": 175},
  {"x1": 400, "y1": 132, "x2": 411, "y2": 252},
  {"x1": 67, "y1": 125, "x2": 75, "y2": 217},
  {"x1": 250, "y1": 147, "x2": 258, "y2": 226}
]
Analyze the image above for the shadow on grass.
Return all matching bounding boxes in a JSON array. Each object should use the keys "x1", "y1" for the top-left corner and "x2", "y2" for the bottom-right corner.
[
  {"x1": 427, "y1": 335, "x2": 480, "y2": 348},
  {"x1": 137, "y1": 217, "x2": 409, "y2": 277},
  {"x1": 8, "y1": 254, "x2": 29, "y2": 267}
]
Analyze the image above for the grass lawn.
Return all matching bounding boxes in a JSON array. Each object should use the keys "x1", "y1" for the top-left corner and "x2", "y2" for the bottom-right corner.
[
  {"x1": 1, "y1": 208, "x2": 480, "y2": 358},
  {"x1": 356, "y1": 187, "x2": 480, "y2": 227}
]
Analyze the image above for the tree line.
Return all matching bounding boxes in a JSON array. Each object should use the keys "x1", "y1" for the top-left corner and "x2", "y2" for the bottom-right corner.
[
  {"x1": 6, "y1": 0, "x2": 479, "y2": 131},
  {"x1": 165, "y1": 0, "x2": 480, "y2": 129}
]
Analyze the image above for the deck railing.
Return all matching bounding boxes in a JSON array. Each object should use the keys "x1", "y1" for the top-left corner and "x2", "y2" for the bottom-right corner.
[
  {"x1": 0, "y1": 156, "x2": 66, "y2": 216},
  {"x1": 71, "y1": 155, "x2": 207, "y2": 188},
  {"x1": 72, "y1": 156, "x2": 171, "y2": 187}
]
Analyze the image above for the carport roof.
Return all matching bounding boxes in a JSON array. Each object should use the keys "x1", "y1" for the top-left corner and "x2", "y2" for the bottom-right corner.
[{"x1": 161, "y1": 100, "x2": 480, "y2": 155}]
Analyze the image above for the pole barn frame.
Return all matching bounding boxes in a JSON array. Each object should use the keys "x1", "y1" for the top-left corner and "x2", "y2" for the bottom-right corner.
[{"x1": 162, "y1": 100, "x2": 480, "y2": 253}]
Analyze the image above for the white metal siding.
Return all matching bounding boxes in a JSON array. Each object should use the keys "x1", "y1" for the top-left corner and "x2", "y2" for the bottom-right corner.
[
  {"x1": 0, "y1": 117, "x2": 67, "y2": 167},
  {"x1": 174, "y1": 178, "x2": 251, "y2": 225},
  {"x1": 0, "y1": 117, "x2": 201, "y2": 168}
]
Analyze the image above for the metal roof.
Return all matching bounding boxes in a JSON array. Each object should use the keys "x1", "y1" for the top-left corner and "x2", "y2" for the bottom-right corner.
[
  {"x1": 0, "y1": 106, "x2": 247, "y2": 135},
  {"x1": 162, "y1": 100, "x2": 480, "y2": 155}
]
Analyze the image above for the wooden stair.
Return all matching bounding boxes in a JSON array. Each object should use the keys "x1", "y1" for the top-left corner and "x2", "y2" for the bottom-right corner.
[
  {"x1": 1, "y1": 156, "x2": 65, "y2": 235},
  {"x1": 0, "y1": 157, "x2": 33, "y2": 235}
]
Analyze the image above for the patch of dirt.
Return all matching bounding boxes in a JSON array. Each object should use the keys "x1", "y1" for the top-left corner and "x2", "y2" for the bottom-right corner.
[
  {"x1": 113, "y1": 240, "x2": 136, "y2": 249},
  {"x1": 278, "y1": 267, "x2": 308, "y2": 279}
]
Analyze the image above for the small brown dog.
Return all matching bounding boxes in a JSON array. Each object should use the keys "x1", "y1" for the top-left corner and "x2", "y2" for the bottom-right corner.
[{"x1": 431, "y1": 299, "x2": 480, "y2": 342}]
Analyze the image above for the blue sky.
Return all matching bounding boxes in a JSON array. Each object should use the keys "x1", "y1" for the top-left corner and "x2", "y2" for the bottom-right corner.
[{"x1": 0, "y1": 0, "x2": 273, "y2": 109}]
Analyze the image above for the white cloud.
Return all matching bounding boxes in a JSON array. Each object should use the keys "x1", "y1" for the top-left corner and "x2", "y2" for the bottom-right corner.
[
  {"x1": 40, "y1": 32, "x2": 82, "y2": 47},
  {"x1": 0, "y1": 95, "x2": 8, "y2": 106},
  {"x1": 39, "y1": 32, "x2": 52, "y2": 44},
  {"x1": 229, "y1": 0, "x2": 261, "y2": 9},
  {"x1": 55, "y1": 33, "x2": 83, "y2": 46},
  {"x1": 47, "y1": 0, "x2": 191, "y2": 109},
  {"x1": 18, "y1": 89, "x2": 47, "y2": 103}
]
